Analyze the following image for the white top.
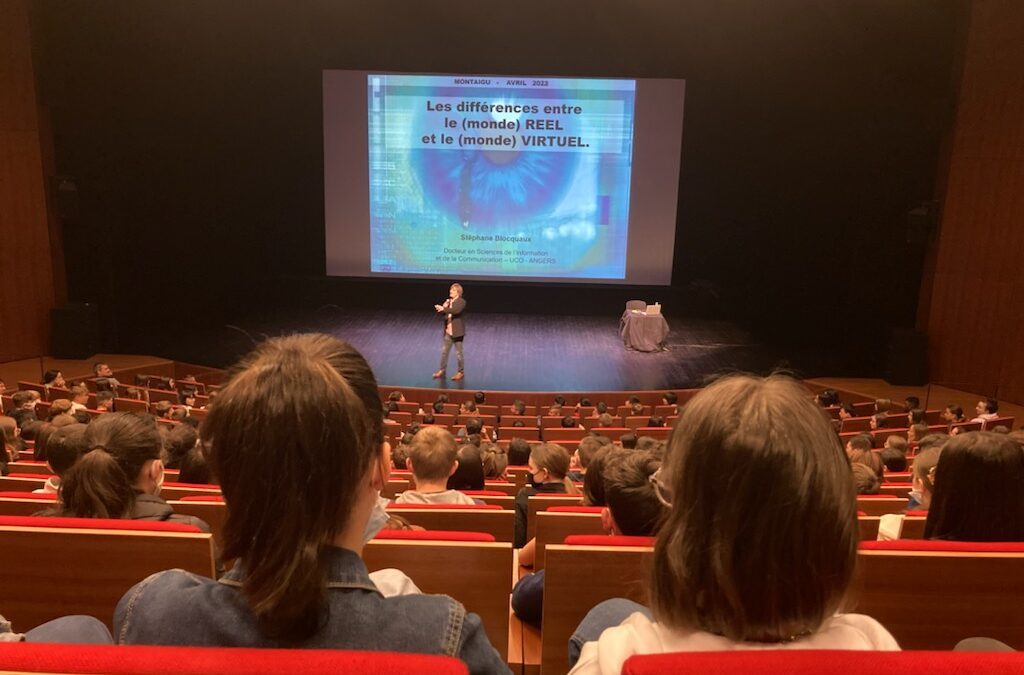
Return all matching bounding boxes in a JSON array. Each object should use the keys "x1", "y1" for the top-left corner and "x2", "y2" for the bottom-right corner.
[
  {"x1": 394, "y1": 489, "x2": 477, "y2": 505},
  {"x1": 568, "y1": 611, "x2": 899, "y2": 675}
]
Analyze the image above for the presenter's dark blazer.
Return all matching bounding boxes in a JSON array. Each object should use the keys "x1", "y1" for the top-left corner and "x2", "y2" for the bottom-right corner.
[{"x1": 442, "y1": 297, "x2": 467, "y2": 339}]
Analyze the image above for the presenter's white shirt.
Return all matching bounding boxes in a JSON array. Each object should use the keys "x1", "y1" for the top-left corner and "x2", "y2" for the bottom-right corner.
[{"x1": 568, "y1": 612, "x2": 899, "y2": 675}]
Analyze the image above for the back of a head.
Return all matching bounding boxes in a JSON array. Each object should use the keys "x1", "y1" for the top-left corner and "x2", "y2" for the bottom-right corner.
[
  {"x1": 447, "y1": 444, "x2": 484, "y2": 491},
  {"x1": 464, "y1": 417, "x2": 483, "y2": 436},
  {"x1": 582, "y1": 446, "x2": 614, "y2": 506},
  {"x1": 925, "y1": 432, "x2": 1024, "y2": 541},
  {"x1": 851, "y1": 462, "x2": 880, "y2": 494},
  {"x1": 481, "y1": 446, "x2": 508, "y2": 479},
  {"x1": 61, "y1": 413, "x2": 161, "y2": 519},
  {"x1": 408, "y1": 426, "x2": 458, "y2": 482},
  {"x1": 652, "y1": 374, "x2": 857, "y2": 643},
  {"x1": 879, "y1": 447, "x2": 908, "y2": 472},
  {"x1": 507, "y1": 438, "x2": 532, "y2": 466},
  {"x1": 531, "y1": 443, "x2": 571, "y2": 480},
  {"x1": 575, "y1": 435, "x2": 603, "y2": 469},
  {"x1": 203, "y1": 333, "x2": 382, "y2": 642},
  {"x1": 179, "y1": 446, "x2": 213, "y2": 484},
  {"x1": 164, "y1": 423, "x2": 199, "y2": 470},
  {"x1": 603, "y1": 449, "x2": 665, "y2": 536},
  {"x1": 848, "y1": 448, "x2": 883, "y2": 478},
  {"x1": 46, "y1": 424, "x2": 89, "y2": 477}
]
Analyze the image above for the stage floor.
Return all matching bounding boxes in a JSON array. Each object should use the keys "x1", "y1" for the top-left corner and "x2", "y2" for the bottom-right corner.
[{"x1": 227, "y1": 309, "x2": 787, "y2": 392}]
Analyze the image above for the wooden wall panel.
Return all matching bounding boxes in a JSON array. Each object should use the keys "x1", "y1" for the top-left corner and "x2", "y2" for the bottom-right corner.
[
  {"x1": 0, "y1": 0, "x2": 55, "y2": 362},
  {"x1": 923, "y1": 0, "x2": 1024, "y2": 404}
]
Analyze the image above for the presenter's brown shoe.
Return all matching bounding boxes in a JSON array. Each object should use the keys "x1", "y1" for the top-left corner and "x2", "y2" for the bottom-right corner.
[
  {"x1": 451, "y1": 371, "x2": 464, "y2": 381},
  {"x1": 432, "y1": 370, "x2": 444, "y2": 379}
]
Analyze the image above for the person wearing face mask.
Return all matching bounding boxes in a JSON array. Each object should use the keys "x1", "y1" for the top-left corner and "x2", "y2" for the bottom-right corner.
[
  {"x1": 52, "y1": 412, "x2": 209, "y2": 531},
  {"x1": 514, "y1": 443, "x2": 579, "y2": 548}
]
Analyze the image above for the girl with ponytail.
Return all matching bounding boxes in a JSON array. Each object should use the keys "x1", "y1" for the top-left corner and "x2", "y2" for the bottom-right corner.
[
  {"x1": 58, "y1": 412, "x2": 207, "y2": 530},
  {"x1": 112, "y1": 334, "x2": 507, "y2": 675}
]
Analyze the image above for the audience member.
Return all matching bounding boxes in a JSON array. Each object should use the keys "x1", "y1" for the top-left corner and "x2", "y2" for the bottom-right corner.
[
  {"x1": 567, "y1": 375, "x2": 897, "y2": 673},
  {"x1": 904, "y1": 396, "x2": 920, "y2": 412},
  {"x1": 907, "y1": 423, "x2": 929, "y2": 444},
  {"x1": 69, "y1": 385, "x2": 90, "y2": 414},
  {"x1": 971, "y1": 398, "x2": 1000, "y2": 424},
  {"x1": 447, "y1": 444, "x2": 485, "y2": 491},
  {"x1": 396, "y1": 427, "x2": 476, "y2": 505},
  {"x1": 42, "y1": 369, "x2": 66, "y2": 389},
  {"x1": 878, "y1": 446, "x2": 943, "y2": 540},
  {"x1": 178, "y1": 446, "x2": 213, "y2": 484},
  {"x1": 514, "y1": 443, "x2": 578, "y2": 548},
  {"x1": 852, "y1": 463, "x2": 880, "y2": 495},
  {"x1": 56, "y1": 412, "x2": 208, "y2": 529},
  {"x1": 95, "y1": 390, "x2": 116, "y2": 412},
  {"x1": 93, "y1": 362, "x2": 121, "y2": 390},
  {"x1": 112, "y1": 334, "x2": 507, "y2": 672},
  {"x1": 869, "y1": 413, "x2": 888, "y2": 431},
  {"x1": 507, "y1": 438, "x2": 532, "y2": 466},
  {"x1": 942, "y1": 404, "x2": 965, "y2": 424},
  {"x1": 481, "y1": 445, "x2": 508, "y2": 480},
  {"x1": 924, "y1": 431, "x2": 1024, "y2": 541},
  {"x1": 164, "y1": 423, "x2": 199, "y2": 470},
  {"x1": 581, "y1": 445, "x2": 614, "y2": 507},
  {"x1": 620, "y1": 434, "x2": 637, "y2": 450},
  {"x1": 569, "y1": 435, "x2": 604, "y2": 481},
  {"x1": 33, "y1": 424, "x2": 88, "y2": 494}
]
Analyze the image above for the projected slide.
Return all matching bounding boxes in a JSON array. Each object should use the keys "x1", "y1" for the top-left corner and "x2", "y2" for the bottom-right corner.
[{"x1": 367, "y1": 74, "x2": 637, "y2": 279}]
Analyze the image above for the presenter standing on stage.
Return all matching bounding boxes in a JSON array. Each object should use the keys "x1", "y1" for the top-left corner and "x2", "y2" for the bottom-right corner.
[{"x1": 433, "y1": 283, "x2": 467, "y2": 381}]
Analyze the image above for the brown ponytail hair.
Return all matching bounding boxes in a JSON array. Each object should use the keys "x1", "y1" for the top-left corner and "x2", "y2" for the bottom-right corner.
[
  {"x1": 60, "y1": 413, "x2": 162, "y2": 519},
  {"x1": 531, "y1": 443, "x2": 580, "y2": 495},
  {"x1": 203, "y1": 334, "x2": 383, "y2": 642}
]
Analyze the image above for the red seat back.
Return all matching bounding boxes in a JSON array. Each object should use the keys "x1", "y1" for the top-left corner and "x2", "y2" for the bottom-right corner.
[{"x1": 622, "y1": 651, "x2": 1024, "y2": 675}]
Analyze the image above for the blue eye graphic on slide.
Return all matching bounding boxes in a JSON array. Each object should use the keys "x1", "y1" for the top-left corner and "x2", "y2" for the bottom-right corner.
[{"x1": 410, "y1": 108, "x2": 580, "y2": 227}]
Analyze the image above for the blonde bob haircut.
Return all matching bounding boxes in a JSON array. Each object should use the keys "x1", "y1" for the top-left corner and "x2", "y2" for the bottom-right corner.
[{"x1": 651, "y1": 374, "x2": 857, "y2": 642}]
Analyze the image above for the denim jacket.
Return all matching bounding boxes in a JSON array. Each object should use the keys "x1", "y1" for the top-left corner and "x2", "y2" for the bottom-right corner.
[{"x1": 114, "y1": 546, "x2": 510, "y2": 675}]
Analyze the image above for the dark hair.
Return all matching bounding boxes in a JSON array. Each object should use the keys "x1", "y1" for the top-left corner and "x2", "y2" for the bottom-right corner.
[
  {"x1": 945, "y1": 404, "x2": 964, "y2": 421},
  {"x1": 164, "y1": 423, "x2": 199, "y2": 470},
  {"x1": 910, "y1": 423, "x2": 930, "y2": 440},
  {"x1": 482, "y1": 446, "x2": 508, "y2": 479},
  {"x1": 421, "y1": 413, "x2": 435, "y2": 425},
  {"x1": 512, "y1": 399, "x2": 526, "y2": 415},
  {"x1": 42, "y1": 370, "x2": 62, "y2": 385},
  {"x1": 627, "y1": 396, "x2": 641, "y2": 405},
  {"x1": 561, "y1": 415, "x2": 576, "y2": 428},
  {"x1": 61, "y1": 413, "x2": 162, "y2": 519},
  {"x1": 92, "y1": 362, "x2": 107, "y2": 375},
  {"x1": 387, "y1": 391, "x2": 403, "y2": 402},
  {"x1": 507, "y1": 438, "x2": 532, "y2": 466},
  {"x1": 464, "y1": 417, "x2": 483, "y2": 436},
  {"x1": 905, "y1": 396, "x2": 921, "y2": 410},
  {"x1": 11, "y1": 391, "x2": 35, "y2": 409},
  {"x1": 816, "y1": 389, "x2": 840, "y2": 407},
  {"x1": 582, "y1": 446, "x2": 614, "y2": 506},
  {"x1": 391, "y1": 443, "x2": 410, "y2": 470},
  {"x1": 436, "y1": 394, "x2": 449, "y2": 404},
  {"x1": 918, "y1": 433, "x2": 950, "y2": 453},
  {"x1": 432, "y1": 400, "x2": 445, "y2": 414},
  {"x1": 473, "y1": 391, "x2": 486, "y2": 404},
  {"x1": 652, "y1": 375, "x2": 856, "y2": 642},
  {"x1": 595, "y1": 402, "x2": 608, "y2": 414},
  {"x1": 554, "y1": 395, "x2": 566, "y2": 406},
  {"x1": 447, "y1": 445, "x2": 484, "y2": 491},
  {"x1": 203, "y1": 334, "x2": 383, "y2": 642},
  {"x1": 461, "y1": 400, "x2": 477, "y2": 413},
  {"x1": 847, "y1": 434, "x2": 873, "y2": 453},
  {"x1": 839, "y1": 403, "x2": 856, "y2": 417},
  {"x1": 879, "y1": 448, "x2": 908, "y2": 472},
  {"x1": 908, "y1": 408, "x2": 926, "y2": 425},
  {"x1": 620, "y1": 433, "x2": 637, "y2": 450},
  {"x1": 848, "y1": 447, "x2": 883, "y2": 479},
  {"x1": 579, "y1": 397, "x2": 591, "y2": 407},
  {"x1": 925, "y1": 432, "x2": 1024, "y2": 541},
  {"x1": 384, "y1": 401, "x2": 398, "y2": 414},
  {"x1": 603, "y1": 450, "x2": 664, "y2": 536},
  {"x1": 96, "y1": 390, "x2": 115, "y2": 405},
  {"x1": 45, "y1": 424, "x2": 88, "y2": 476},
  {"x1": 663, "y1": 392, "x2": 678, "y2": 405},
  {"x1": 179, "y1": 446, "x2": 213, "y2": 484},
  {"x1": 983, "y1": 398, "x2": 999, "y2": 415},
  {"x1": 871, "y1": 413, "x2": 888, "y2": 429},
  {"x1": 647, "y1": 416, "x2": 665, "y2": 428},
  {"x1": 511, "y1": 419, "x2": 524, "y2": 428}
]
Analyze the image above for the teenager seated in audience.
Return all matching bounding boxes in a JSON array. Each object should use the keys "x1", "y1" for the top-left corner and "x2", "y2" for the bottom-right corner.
[
  {"x1": 568, "y1": 435, "x2": 604, "y2": 481},
  {"x1": 869, "y1": 413, "x2": 888, "y2": 431},
  {"x1": 629, "y1": 401, "x2": 645, "y2": 417},
  {"x1": 852, "y1": 463, "x2": 880, "y2": 495},
  {"x1": 113, "y1": 334, "x2": 508, "y2": 673},
  {"x1": 42, "y1": 369, "x2": 66, "y2": 390},
  {"x1": 512, "y1": 449, "x2": 664, "y2": 628},
  {"x1": 447, "y1": 444, "x2": 485, "y2": 491},
  {"x1": 382, "y1": 401, "x2": 401, "y2": 427},
  {"x1": 924, "y1": 431, "x2": 1024, "y2": 541},
  {"x1": 459, "y1": 400, "x2": 477, "y2": 416},
  {"x1": 815, "y1": 389, "x2": 840, "y2": 407},
  {"x1": 511, "y1": 399, "x2": 527, "y2": 416},
  {"x1": 846, "y1": 436, "x2": 883, "y2": 480},
  {"x1": 473, "y1": 391, "x2": 486, "y2": 405},
  {"x1": 581, "y1": 445, "x2": 613, "y2": 507},
  {"x1": 387, "y1": 390, "x2": 405, "y2": 404},
  {"x1": 907, "y1": 423, "x2": 930, "y2": 444},
  {"x1": 0, "y1": 416, "x2": 17, "y2": 475},
  {"x1": 68, "y1": 385, "x2": 90, "y2": 415},
  {"x1": 661, "y1": 391, "x2": 678, "y2": 415},
  {"x1": 592, "y1": 402, "x2": 609, "y2": 417},
  {"x1": 942, "y1": 404, "x2": 966, "y2": 424},
  {"x1": 907, "y1": 408, "x2": 926, "y2": 426},
  {"x1": 421, "y1": 412, "x2": 435, "y2": 425},
  {"x1": 30, "y1": 422, "x2": 56, "y2": 462},
  {"x1": 152, "y1": 400, "x2": 174, "y2": 419},
  {"x1": 9, "y1": 391, "x2": 40, "y2": 428},
  {"x1": 178, "y1": 445, "x2": 213, "y2": 484},
  {"x1": 55, "y1": 412, "x2": 209, "y2": 530},
  {"x1": 457, "y1": 416, "x2": 494, "y2": 443},
  {"x1": 904, "y1": 396, "x2": 921, "y2": 412},
  {"x1": 877, "y1": 446, "x2": 942, "y2": 540},
  {"x1": 95, "y1": 390, "x2": 116, "y2": 412},
  {"x1": 395, "y1": 427, "x2": 477, "y2": 505},
  {"x1": 567, "y1": 375, "x2": 898, "y2": 673},
  {"x1": 168, "y1": 406, "x2": 190, "y2": 423},
  {"x1": 507, "y1": 437, "x2": 532, "y2": 466},
  {"x1": 874, "y1": 398, "x2": 892, "y2": 414},
  {"x1": 431, "y1": 400, "x2": 446, "y2": 415},
  {"x1": 620, "y1": 433, "x2": 638, "y2": 450},
  {"x1": 646, "y1": 415, "x2": 666, "y2": 428},
  {"x1": 514, "y1": 443, "x2": 579, "y2": 548},
  {"x1": 883, "y1": 434, "x2": 909, "y2": 457},
  {"x1": 32, "y1": 423, "x2": 88, "y2": 495},
  {"x1": 481, "y1": 445, "x2": 508, "y2": 480},
  {"x1": 562, "y1": 415, "x2": 584, "y2": 430},
  {"x1": 597, "y1": 412, "x2": 615, "y2": 428},
  {"x1": 879, "y1": 446, "x2": 908, "y2": 472},
  {"x1": 971, "y1": 398, "x2": 1000, "y2": 424}
]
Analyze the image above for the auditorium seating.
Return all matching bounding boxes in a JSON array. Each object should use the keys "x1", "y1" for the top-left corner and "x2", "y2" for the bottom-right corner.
[
  {"x1": 526, "y1": 495, "x2": 584, "y2": 540},
  {"x1": 620, "y1": 651, "x2": 1024, "y2": 675},
  {"x1": 0, "y1": 643, "x2": 469, "y2": 675},
  {"x1": 852, "y1": 540, "x2": 1024, "y2": 649},
  {"x1": 541, "y1": 537, "x2": 654, "y2": 675},
  {"x1": 533, "y1": 508, "x2": 606, "y2": 569},
  {"x1": 363, "y1": 534, "x2": 512, "y2": 656},
  {"x1": 0, "y1": 516, "x2": 215, "y2": 631},
  {"x1": 384, "y1": 504, "x2": 515, "y2": 542}
]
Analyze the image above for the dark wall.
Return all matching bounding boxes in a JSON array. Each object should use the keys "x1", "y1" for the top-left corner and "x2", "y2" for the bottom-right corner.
[{"x1": 29, "y1": 0, "x2": 960, "y2": 367}]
